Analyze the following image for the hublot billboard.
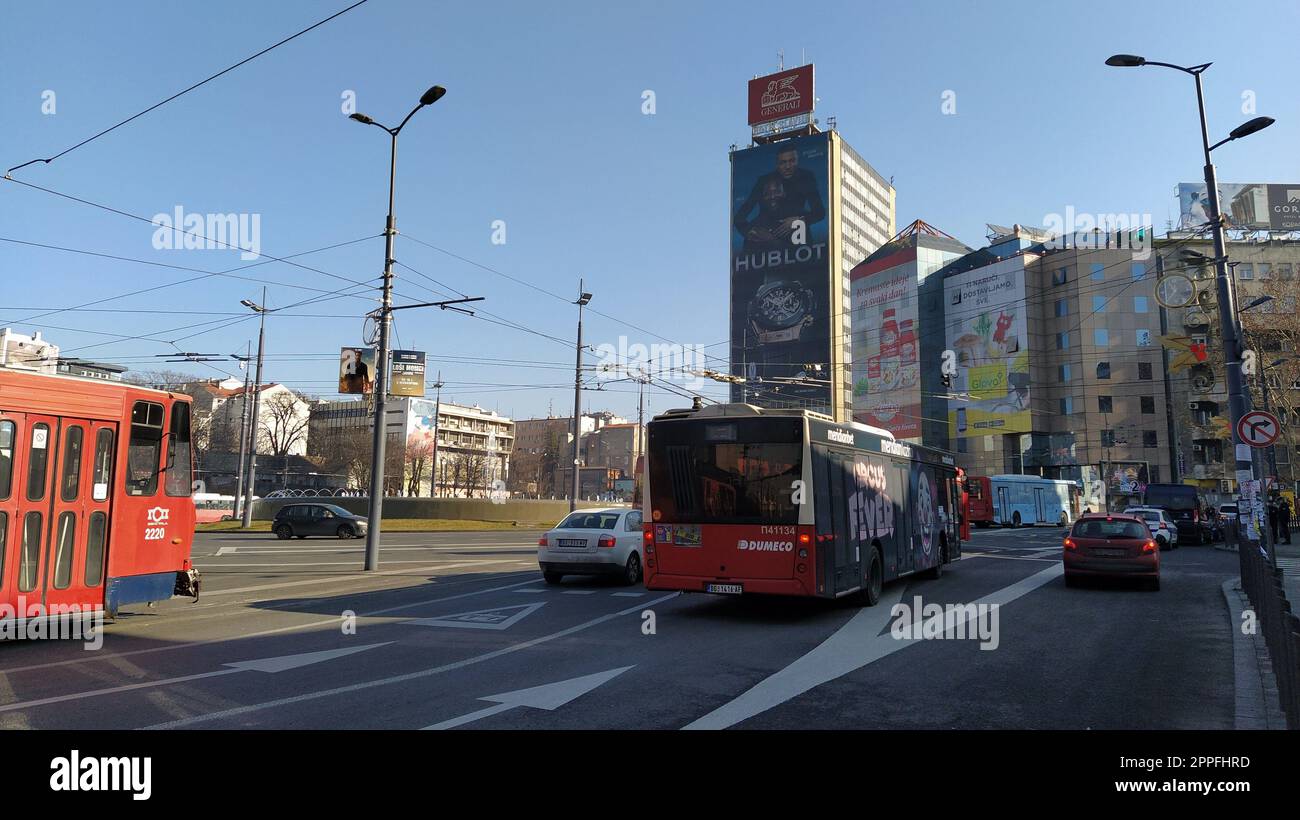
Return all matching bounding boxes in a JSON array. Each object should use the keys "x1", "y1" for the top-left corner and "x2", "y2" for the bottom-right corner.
[{"x1": 730, "y1": 131, "x2": 832, "y2": 409}]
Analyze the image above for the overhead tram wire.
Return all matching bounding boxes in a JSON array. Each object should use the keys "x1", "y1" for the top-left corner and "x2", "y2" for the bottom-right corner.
[
  {"x1": 0, "y1": 234, "x2": 382, "y2": 327},
  {"x1": 4, "y1": 0, "x2": 371, "y2": 176},
  {"x1": 1, "y1": 179, "x2": 379, "y2": 294}
]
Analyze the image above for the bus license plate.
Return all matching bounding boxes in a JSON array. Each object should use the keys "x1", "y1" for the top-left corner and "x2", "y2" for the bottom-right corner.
[{"x1": 706, "y1": 583, "x2": 742, "y2": 595}]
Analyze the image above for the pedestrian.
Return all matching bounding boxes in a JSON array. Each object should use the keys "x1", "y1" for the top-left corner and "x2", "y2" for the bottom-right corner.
[
  {"x1": 1267, "y1": 499, "x2": 1279, "y2": 542},
  {"x1": 1280, "y1": 499, "x2": 1292, "y2": 545}
]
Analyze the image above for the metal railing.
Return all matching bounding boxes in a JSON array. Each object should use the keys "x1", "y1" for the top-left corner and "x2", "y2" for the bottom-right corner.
[{"x1": 1238, "y1": 531, "x2": 1300, "y2": 729}]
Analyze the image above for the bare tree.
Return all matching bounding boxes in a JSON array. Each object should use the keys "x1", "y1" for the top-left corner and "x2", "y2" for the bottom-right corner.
[
  {"x1": 258, "y1": 390, "x2": 309, "y2": 456},
  {"x1": 405, "y1": 437, "x2": 435, "y2": 497}
]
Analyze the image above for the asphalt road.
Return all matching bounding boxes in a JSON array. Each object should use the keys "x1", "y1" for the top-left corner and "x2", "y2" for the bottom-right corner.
[{"x1": 0, "y1": 525, "x2": 1241, "y2": 729}]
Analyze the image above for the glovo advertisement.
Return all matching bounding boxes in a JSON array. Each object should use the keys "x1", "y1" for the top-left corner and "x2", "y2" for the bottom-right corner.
[{"x1": 943, "y1": 258, "x2": 1031, "y2": 438}]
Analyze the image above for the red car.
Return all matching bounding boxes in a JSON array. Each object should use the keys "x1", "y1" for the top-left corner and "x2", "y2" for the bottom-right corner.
[{"x1": 1063, "y1": 513, "x2": 1161, "y2": 590}]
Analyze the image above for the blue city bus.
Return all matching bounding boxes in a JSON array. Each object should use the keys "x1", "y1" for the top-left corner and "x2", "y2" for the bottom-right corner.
[{"x1": 977, "y1": 474, "x2": 1078, "y2": 527}]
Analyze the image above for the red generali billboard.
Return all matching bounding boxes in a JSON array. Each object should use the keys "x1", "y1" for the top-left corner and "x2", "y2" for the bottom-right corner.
[{"x1": 747, "y1": 64, "x2": 814, "y2": 126}]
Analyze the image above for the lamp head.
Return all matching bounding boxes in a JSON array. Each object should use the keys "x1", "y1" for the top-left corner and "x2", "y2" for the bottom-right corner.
[
  {"x1": 419, "y1": 85, "x2": 447, "y2": 107},
  {"x1": 349, "y1": 112, "x2": 375, "y2": 125},
  {"x1": 1229, "y1": 116, "x2": 1274, "y2": 140},
  {"x1": 1105, "y1": 54, "x2": 1146, "y2": 67}
]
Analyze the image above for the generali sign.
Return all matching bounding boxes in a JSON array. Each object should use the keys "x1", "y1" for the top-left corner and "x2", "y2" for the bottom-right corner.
[{"x1": 747, "y1": 64, "x2": 814, "y2": 126}]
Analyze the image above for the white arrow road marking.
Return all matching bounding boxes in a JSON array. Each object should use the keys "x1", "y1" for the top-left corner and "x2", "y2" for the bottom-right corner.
[
  {"x1": 213, "y1": 547, "x2": 236, "y2": 557},
  {"x1": 145, "y1": 592, "x2": 679, "y2": 729},
  {"x1": 202, "y1": 559, "x2": 516, "y2": 597},
  {"x1": 0, "y1": 643, "x2": 389, "y2": 714},
  {"x1": 404, "y1": 602, "x2": 545, "y2": 630},
  {"x1": 423, "y1": 666, "x2": 634, "y2": 729},
  {"x1": 683, "y1": 563, "x2": 1063, "y2": 730}
]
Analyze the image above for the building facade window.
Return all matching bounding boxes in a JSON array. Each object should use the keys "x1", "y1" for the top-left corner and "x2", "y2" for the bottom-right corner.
[
  {"x1": 1094, "y1": 328, "x2": 1109, "y2": 347},
  {"x1": 1143, "y1": 431, "x2": 1158, "y2": 448},
  {"x1": 1098, "y1": 396, "x2": 1113, "y2": 413},
  {"x1": 1059, "y1": 363, "x2": 1071, "y2": 382},
  {"x1": 1138, "y1": 362, "x2": 1153, "y2": 380},
  {"x1": 1055, "y1": 299, "x2": 1068, "y2": 317},
  {"x1": 1091, "y1": 263, "x2": 1104, "y2": 282},
  {"x1": 1097, "y1": 362, "x2": 1111, "y2": 379},
  {"x1": 1092, "y1": 296, "x2": 1106, "y2": 313},
  {"x1": 1056, "y1": 332, "x2": 1069, "y2": 350},
  {"x1": 1134, "y1": 296, "x2": 1148, "y2": 313},
  {"x1": 1239, "y1": 263, "x2": 1253, "y2": 280},
  {"x1": 1136, "y1": 329, "x2": 1151, "y2": 347},
  {"x1": 1060, "y1": 396, "x2": 1073, "y2": 415},
  {"x1": 1141, "y1": 396, "x2": 1155, "y2": 414},
  {"x1": 1132, "y1": 262, "x2": 1146, "y2": 280},
  {"x1": 1101, "y1": 429, "x2": 1116, "y2": 447},
  {"x1": 1053, "y1": 267, "x2": 1069, "y2": 285}
]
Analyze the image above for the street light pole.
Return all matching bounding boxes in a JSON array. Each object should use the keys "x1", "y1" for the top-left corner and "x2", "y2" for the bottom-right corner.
[
  {"x1": 240, "y1": 290, "x2": 267, "y2": 529},
  {"x1": 231, "y1": 340, "x2": 252, "y2": 519},
  {"x1": 1106, "y1": 53, "x2": 1275, "y2": 554},
  {"x1": 571, "y1": 282, "x2": 592, "y2": 511},
  {"x1": 351, "y1": 85, "x2": 447, "y2": 571}
]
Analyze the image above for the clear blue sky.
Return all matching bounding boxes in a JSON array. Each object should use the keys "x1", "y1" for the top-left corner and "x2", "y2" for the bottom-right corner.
[{"x1": 3, "y1": 0, "x2": 1297, "y2": 421}]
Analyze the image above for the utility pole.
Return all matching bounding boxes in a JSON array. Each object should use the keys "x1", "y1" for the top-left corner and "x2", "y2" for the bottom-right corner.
[
  {"x1": 431, "y1": 370, "x2": 444, "y2": 498},
  {"x1": 232, "y1": 340, "x2": 252, "y2": 519},
  {"x1": 571, "y1": 282, "x2": 593, "y2": 511},
  {"x1": 240, "y1": 291, "x2": 267, "y2": 528}
]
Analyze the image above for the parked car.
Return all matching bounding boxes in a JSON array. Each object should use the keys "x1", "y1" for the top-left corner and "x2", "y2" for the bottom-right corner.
[
  {"x1": 1218, "y1": 503, "x2": 1239, "y2": 527},
  {"x1": 1123, "y1": 506, "x2": 1179, "y2": 550},
  {"x1": 537, "y1": 507, "x2": 643, "y2": 585},
  {"x1": 1142, "y1": 483, "x2": 1209, "y2": 545},
  {"x1": 1063, "y1": 513, "x2": 1161, "y2": 590},
  {"x1": 273, "y1": 503, "x2": 368, "y2": 539}
]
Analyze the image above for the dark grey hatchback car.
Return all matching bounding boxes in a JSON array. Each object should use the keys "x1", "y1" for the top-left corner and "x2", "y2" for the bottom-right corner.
[{"x1": 273, "y1": 503, "x2": 368, "y2": 539}]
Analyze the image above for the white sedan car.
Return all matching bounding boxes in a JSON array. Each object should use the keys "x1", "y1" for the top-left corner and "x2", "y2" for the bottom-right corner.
[
  {"x1": 1124, "y1": 506, "x2": 1179, "y2": 550},
  {"x1": 537, "y1": 507, "x2": 644, "y2": 586}
]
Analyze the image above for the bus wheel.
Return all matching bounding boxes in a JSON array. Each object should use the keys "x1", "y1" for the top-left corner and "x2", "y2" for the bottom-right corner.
[
  {"x1": 275, "y1": 524, "x2": 293, "y2": 540},
  {"x1": 922, "y1": 537, "x2": 945, "y2": 580},
  {"x1": 1012, "y1": 512, "x2": 1022, "y2": 528},
  {"x1": 861, "y1": 547, "x2": 883, "y2": 606}
]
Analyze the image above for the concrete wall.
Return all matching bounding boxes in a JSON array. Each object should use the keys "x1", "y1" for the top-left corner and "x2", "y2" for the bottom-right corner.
[{"x1": 251, "y1": 496, "x2": 618, "y2": 525}]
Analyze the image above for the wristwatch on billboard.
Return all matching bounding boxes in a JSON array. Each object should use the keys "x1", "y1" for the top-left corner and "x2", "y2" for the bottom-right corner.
[{"x1": 748, "y1": 280, "x2": 815, "y2": 344}]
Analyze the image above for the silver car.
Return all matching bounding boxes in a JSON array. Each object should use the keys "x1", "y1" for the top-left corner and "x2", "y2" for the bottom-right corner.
[{"x1": 537, "y1": 507, "x2": 644, "y2": 586}]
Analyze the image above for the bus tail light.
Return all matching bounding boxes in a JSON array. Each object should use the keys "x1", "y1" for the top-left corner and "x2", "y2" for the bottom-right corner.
[
  {"x1": 598, "y1": 535, "x2": 616, "y2": 549},
  {"x1": 797, "y1": 563, "x2": 807, "y2": 574},
  {"x1": 644, "y1": 527, "x2": 654, "y2": 542},
  {"x1": 798, "y1": 532, "x2": 811, "y2": 545}
]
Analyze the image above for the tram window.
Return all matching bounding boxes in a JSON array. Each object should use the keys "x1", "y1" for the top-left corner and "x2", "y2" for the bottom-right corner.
[
  {"x1": 19, "y1": 511, "x2": 41, "y2": 593},
  {"x1": 27, "y1": 423, "x2": 51, "y2": 501},
  {"x1": 126, "y1": 401, "x2": 164, "y2": 496},
  {"x1": 0, "y1": 420, "x2": 14, "y2": 500},
  {"x1": 53, "y1": 512, "x2": 76, "y2": 590},
  {"x1": 166, "y1": 402, "x2": 193, "y2": 497},
  {"x1": 61, "y1": 425, "x2": 85, "y2": 502},
  {"x1": 92, "y1": 428, "x2": 114, "y2": 501},
  {"x1": 0, "y1": 512, "x2": 7, "y2": 587},
  {"x1": 85, "y1": 512, "x2": 107, "y2": 587}
]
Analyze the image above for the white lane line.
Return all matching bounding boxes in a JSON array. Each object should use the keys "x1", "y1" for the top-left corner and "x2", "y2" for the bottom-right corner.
[
  {"x1": 513, "y1": 589, "x2": 548, "y2": 594},
  {"x1": 611, "y1": 592, "x2": 645, "y2": 597},
  {"x1": 145, "y1": 592, "x2": 681, "y2": 729},
  {"x1": 201, "y1": 544, "x2": 534, "y2": 555},
  {"x1": 683, "y1": 563, "x2": 1063, "y2": 730},
  {"x1": 561, "y1": 590, "x2": 598, "y2": 595},
  {"x1": 198, "y1": 560, "x2": 482, "y2": 568},
  {"x1": 1, "y1": 577, "x2": 545, "y2": 675},
  {"x1": 964, "y1": 552, "x2": 1057, "y2": 562},
  {"x1": 201, "y1": 560, "x2": 515, "y2": 597}
]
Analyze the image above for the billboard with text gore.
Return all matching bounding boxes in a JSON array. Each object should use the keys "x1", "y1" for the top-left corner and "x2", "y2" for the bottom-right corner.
[{"x1": 748, "y1": 64, "x2": 814, "y2": 126}]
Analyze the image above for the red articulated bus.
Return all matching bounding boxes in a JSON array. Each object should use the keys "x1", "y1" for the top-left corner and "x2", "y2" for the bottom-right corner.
[
  {"x1": 965, "y1": 475, "x2": 993, "y2": 527},
  {"x1": 1, "y1": 368, "x2": 200, "y2": 624},
  {"x1": 642, "y1": 403, "x2": 961, "y2": 605}
]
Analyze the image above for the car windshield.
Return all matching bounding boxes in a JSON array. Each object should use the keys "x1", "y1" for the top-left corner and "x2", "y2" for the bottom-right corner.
[
  {"x1": 557, "y1": 511, "x2": 622, "y2": 530},
  {"x1": 1073, "y1": 519, "x2": 1149, "y2": 540},
  {"x1": 322, "y1": 505, "x2": 351, "y2": 517}
]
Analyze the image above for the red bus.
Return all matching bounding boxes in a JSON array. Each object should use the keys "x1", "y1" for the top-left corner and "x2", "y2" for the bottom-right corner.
[
  {"x1": 1, "y1": 369, "x2": 200, "y2": 623},
  {"x1": 642, "y1": 403, "x2": 961, "y2": 605},
  {"x1": 965, "y1": 475, "x2": 993, "y2": 526}
]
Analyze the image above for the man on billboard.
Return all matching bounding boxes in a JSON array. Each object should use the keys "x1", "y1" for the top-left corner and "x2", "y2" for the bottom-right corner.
[{"x1": 733, "y1": 145, "x2": 826, "y2": 252}]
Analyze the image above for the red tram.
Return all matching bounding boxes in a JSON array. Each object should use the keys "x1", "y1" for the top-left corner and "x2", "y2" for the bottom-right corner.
[{"x1": 1, "y1": 368, "x2": 199, "y2": 623}]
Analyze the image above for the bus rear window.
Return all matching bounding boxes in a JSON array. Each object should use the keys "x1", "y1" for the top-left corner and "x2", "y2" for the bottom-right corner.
[
  {"x1": 127, "y1": 401, "x2": 164, "y2": 496},
  {"x1": 967, "y1": 482, "x2": 983, "y2": 499}
]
